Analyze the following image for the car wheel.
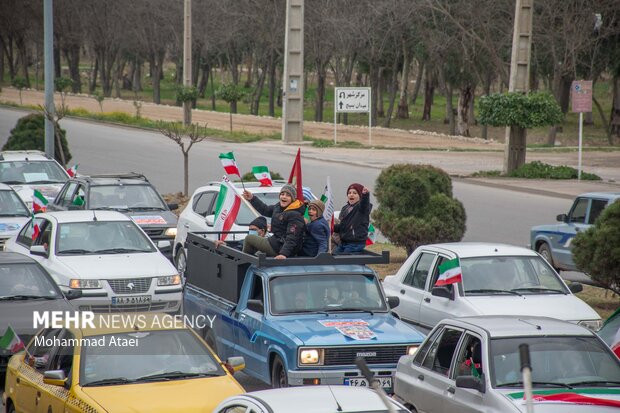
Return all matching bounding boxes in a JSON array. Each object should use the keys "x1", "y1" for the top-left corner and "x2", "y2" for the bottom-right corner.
[
  {"x1": 204, "y1": 329, "x2": 218, "y2": 355},
  {"x1": 271, "y1": 356, "x2": 288, "y2": 388},
  {"x1": 537, "y1": 243, "x2": 556, "y2": 269},
  {"x1": 175, "y1": 248, "x2": 187, "y2": 276},
  {"x1": 8, "y1": 402, "x2": 16, "y2": 413}
]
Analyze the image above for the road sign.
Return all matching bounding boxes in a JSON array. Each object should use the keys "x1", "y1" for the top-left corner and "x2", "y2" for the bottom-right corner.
[
  {"x1": 571, "y1": 80, "x2": 592, "y2": 113},
  {"x1": 335, "y1": 87, "x2": 370, "y2": 113}
]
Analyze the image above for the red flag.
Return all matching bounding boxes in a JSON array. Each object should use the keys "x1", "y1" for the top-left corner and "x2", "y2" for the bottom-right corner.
[{"x1": 287, "y1": 148, "x2": 304, "y2": 202}]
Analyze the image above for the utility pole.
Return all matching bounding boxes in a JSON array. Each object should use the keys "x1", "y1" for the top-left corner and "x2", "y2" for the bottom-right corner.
[
  {"x1": 44, "y1": 0, "x2": 55, "y2": 157},
  {"x1": 183, "y1": 0, "x2": 192, "y2": 126},
  {"x1": 281, "y1": 0, "x2": 304, "y2": 143},
  {"x1": 504, "y1": 0, "x2": 534, "y2": 174}
]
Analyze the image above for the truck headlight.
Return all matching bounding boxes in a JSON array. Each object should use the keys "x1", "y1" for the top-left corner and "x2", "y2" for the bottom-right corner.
[
  {"x1": 69, "y1": 279, "x2": 101, "y2": 289},
  {"x1": 158, "y1": 274, "x2": 181, "y2": 286},
  {"x1": 165, "y1": 228, "x2": 177, "y2": 237},
  {"x1": 578, "y1": 319, "x2": 603, "y2": 332},
  {"x1": 299, "y1": 348, "x2": 323, "y2": 365},
  {"x1": 407, "y1": 345, "x2": 419, "y2": 356}
]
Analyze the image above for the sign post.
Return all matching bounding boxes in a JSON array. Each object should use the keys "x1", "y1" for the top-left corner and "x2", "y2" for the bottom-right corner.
[
  {"x1": 334, "y1": 87, "x2": 371, "y2": 145},
  {"x1": 570, "y1": 80, "x2": 593, "y2": 180}
]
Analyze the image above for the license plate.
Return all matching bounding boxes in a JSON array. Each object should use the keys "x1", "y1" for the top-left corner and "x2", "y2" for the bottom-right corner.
[
  {"x1": 111, "y1": 295, "x2": 151, "y2": 305},
  {"x1": 344, "y1": 376, "x2": 392, "y2": 388}
]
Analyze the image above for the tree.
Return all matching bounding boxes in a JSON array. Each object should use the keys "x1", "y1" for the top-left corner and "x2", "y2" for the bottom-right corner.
[
  {"x1": 157, "y1": 121, "x2": 208, "y2": 196},
  {"x1": 2, "y1": 113, "x2": 72, "y2": 164},
  {"x1": 372, "y1": 164, "x2": 466, "y2": 255},
  {"x1": 176, "y1": 85, "x2": 198, "y2": 126},
  {"x1": 216, "y1": 83, "x2": 245, "y2": 132},
  {"x1": 12, "y1": 76, "x2": 27, "y2": 104},
  {"x1": 572, "y1": 200, "x2": 620, "y2": 295}
]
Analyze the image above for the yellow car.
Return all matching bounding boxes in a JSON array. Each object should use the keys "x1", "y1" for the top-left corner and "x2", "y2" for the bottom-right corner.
[{"x1": 3, "y1": 314, "x2": 245, "y2": 413}]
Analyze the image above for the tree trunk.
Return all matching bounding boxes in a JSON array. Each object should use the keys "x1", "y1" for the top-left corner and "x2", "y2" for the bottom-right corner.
[
  {"x1": 0, "y1": 36, "x2": 4, "y2": 82},
  {"x1": 89, "y1": 57, "x2": 99, "y2": 94},
  {"x1": 245, "y1": 53, "x2": 253, "y2": 88},
  {"x1": 592, "y1": 96, "x2": 612, "y2": 145},
  {"x1": 410, "y1": 59, "x2": 424, "y2": 107},
  {"x1": 183, "y1": 151, "x2": 189, "y2": 196},
  {"x1": 422, "y1": 69, "x2": 434, "y2": 121},
  {"x1": 16, "y1": 37, "x2": 30, "y2": 87},
  {"x1": 210, "y1": 66, "x2": 216, "y2": 110},
  {"x1": 546, "y1": 75, "x2": 572, "y2": 145},
  {"x1": 481, "y1": 72, "x2": 492, "y2": 140},
  {"x1": 383, "y1": 58, "x2": 400, "y2": 128},
  {"x1": 396, "y1": 45, "x2": 410, "y2": 120},
  {"x1": 150, "y1": 52, "x2": 164, "y2": 104},
  {"x1": 377, "y1": 67, "x2": 385, "y2": 118},
  {"x1": 369, "y1": 64, "x2": 380, "y2": 126},
  {"x1": 198, "y1": 62, "x2": 210, "y2": 98},
  {"x1": 63, "y1": 45, "x2": 81, "y2": 93},
  {"x1": 505, "y1": 126, "x2": 527, "y2": 173},
  {"x1": 268, "y1": 51, "x2": 276, "y2": 117},
  {"x1": 314, "y1": 60, "x2": 327, "y2": 122},
  {"x1": 456, "y1": 84, "x2": 473, "y2": 137},
  {"x1": 229, "y1": 108, "x2": 233, "y2": 132},
  {"x1": 114, "y1": 58, "x2": 125, "y2": 99},
  {"x1": 53, "y1": 40, "x2": 61, "y2": 78},
  {"x1": 611, "y1": 76, "x2": 620, "y2": 143},
  {"x1": 133, "y1": 59, "x2": 142, "y2": 92},
  {"x1": 2, "y1": 35, "x2": 16, "y2": 80},
  {"x1": 250, "y1": 62, "x2": 267, "y2": 116}
]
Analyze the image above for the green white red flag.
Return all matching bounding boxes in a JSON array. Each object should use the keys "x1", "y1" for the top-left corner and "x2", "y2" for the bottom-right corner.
[
  {"x1": 366, "y1": 223, "x2": 376, "y2": 246},
  {"x1": 252, "y1": 166, "x2": 273, "y2": 187},
  {"x1": 530, "y1": 392, "x2": 620, "y2": 408},
  {"x1": 219, "y1": 152, "x2": 241, "y2": 177},
  {"x1": 214, "y1": 177, "x2": 242, "y2": 241},
  {"x1": 435, "y1": 257, "x2": 462, "y2": 286},
  {"x1": 0, "y1": 325, "x2": 25, "y2": 353},
  {"x1": 32, "y1": 189, "x2": 48, "y2": 213},
  {"x1": 66, "y1": 164, "x2": 78, "y2": 177}
]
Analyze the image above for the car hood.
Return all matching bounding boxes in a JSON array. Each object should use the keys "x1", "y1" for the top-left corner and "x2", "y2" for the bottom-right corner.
[
  {"x1": 500, "y1": 388, "x2": 620, "y2": 412},
  {"x1": 58, "y1": 253, "x2": 176, "y2": 278},
  {"x1": 127, "y1": 210, "x2": 178, "y2": 227},
  {"x1": 0, "y1": 216, "x2": 29, "y2": 238},
  {"x1": 12, "y1": 184, "x2": 64, "y2": 204},
  {"x1": 80, "y1": 375, "x2": 243, "y2": 413},
  {"x1": 464, "y1": 294, "x2": 600, "y2": 321},
  {"x1": 275, "y1": 313, "x2": 425, "y2": 346}
]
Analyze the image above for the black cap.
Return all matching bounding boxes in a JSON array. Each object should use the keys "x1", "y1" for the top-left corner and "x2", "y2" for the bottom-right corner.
[{"x1": 249, "y1": 216, "x2": 268, "y2": 231}]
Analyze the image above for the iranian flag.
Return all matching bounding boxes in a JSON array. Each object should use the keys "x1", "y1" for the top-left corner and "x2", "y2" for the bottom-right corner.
[
  {"x1": 252, "y1": 166, "x2": 273, "y2": 187},
  {"x1": 531, "y1": 392, "x2": 620, "y2": 408},
  {"x1": 32, "y1": 218, "x2": 41, "y2": 241},
  {"x1": 213, "y1": 178, "x2": 242, "y2": 241},
  {"x1": 435, "y1": 257, "x2": 462, "y2": 286},
  {"x1": 219, "y1": 152, "x2": 241, "y2": 177},
  {"x1": 66, "y1": 164, "x2": 78, "y2": 177},
  {"x1": 0, "y1": 326, "x2": 25, "y2": 353},
  {"x1": 32, "y1": 189, "x2": 48, "y2": 213}
]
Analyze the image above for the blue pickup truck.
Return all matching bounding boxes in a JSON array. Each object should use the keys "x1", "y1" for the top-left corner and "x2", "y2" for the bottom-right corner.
[{"x1": 182, "y1": 233, "x2": 425, "y2": 391}]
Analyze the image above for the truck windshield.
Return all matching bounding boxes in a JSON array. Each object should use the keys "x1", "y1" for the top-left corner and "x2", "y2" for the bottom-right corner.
[{"x1": 269, "y1": 274, "x2": 388, "y2": 314}]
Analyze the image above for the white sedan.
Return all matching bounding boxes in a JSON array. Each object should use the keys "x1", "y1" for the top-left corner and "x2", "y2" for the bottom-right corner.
[
  {"x1": 213, "y1": 386, "x2": 409, "y2": 413},
  {"x1": 382, "y1": 242, "x2": 602, "y2": 334},
  {"x1": 4, "y1": 210, "x2": 182, "y2": 313}
]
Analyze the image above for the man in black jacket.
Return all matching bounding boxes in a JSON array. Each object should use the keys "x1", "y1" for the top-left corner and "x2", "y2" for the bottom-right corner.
[
  {"x1": 242, "y1": 184, "x2": 306, "y2": 259},
  {"x1": 333, "y1": 183, "x2": 372, "y2": 255}
]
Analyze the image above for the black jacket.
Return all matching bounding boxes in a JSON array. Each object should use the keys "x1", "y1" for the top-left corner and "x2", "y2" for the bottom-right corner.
[
  {"x1": 334, "y1": 192, "x2": 371, "y2": 244},
  {"x1": 249, "y1": 197, "x2": 306, "y2": 257}
]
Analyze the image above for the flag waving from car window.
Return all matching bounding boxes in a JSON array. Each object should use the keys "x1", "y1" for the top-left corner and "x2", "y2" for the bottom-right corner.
[
  {"x1": 213, "y1": 177, "x2": 241, "y2": 241},
  {"x1": 252, "y1": 166, "x2": 273, "y2": 187},
  {"x1": 32, "y1": 189, "x2": 48, "y2": 213},
  {"x1": 0, "y1": 325, "x2": 25, "y2": 353},
  {"x1": 219, "y1": 152, "x2": 241, "y2": 177},
  {"x1": 435, "y1": 258, "x2": 462, "y2": 286}
]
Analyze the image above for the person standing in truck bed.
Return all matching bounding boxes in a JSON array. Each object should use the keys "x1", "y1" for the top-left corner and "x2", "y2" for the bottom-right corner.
[{"x1": 242, "y1": 184, "x2": 305, "y2": 259}]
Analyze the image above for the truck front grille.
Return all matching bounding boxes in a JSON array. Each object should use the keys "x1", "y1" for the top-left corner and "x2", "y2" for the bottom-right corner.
[
  {"x1": 323, "y1": 345, "x2": 408, "y2": 366},
  {"x1": 89, "y1": 303, "x2": 168, "y2": 313},
  {"x1": 106, "y1": 278, "x2": 152, "y2": 294}
]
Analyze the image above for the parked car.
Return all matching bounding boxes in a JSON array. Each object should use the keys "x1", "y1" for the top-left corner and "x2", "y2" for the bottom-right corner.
[
  {"x1": 0, "y1": 183, "x2": 31, "y2": 250},
  {"x1": 395, "y1": 316, "x2": 620, "y2": 413},
  {"x1": 213, "y1": 386, "x2": 409, "y2": 413},
  {"x1": 531, "y1": 192, "x2": 620, "y2": 272},
  {"x1": 0, "y1": 252, "x2": 78, "y2": 379},
  {"x1": 48, "y1": 173, "x2": 178, "y2": 259},
  {"x1": 382, "y1": 242, "x2": 602, "y2": 334},
  {"x1": 598, "y1": 308, "x2": 620, "y2": 358},
  {"x1": 173, "y1": 181, "x2": 316, "y2": 274},
  {"x1": 4, "y1": 210, "x2": 182, "y2": 313},
  {"x1": 0, "y1": 150, "x2": 70, "y2": 208},
  {"x1": 2, "y1": 314, "x2": 245, "y2": 413}
]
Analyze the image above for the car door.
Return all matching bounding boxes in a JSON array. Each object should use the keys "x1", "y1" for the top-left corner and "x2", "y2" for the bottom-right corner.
[
  {"x1": 414, "y1": 326, "x2": 464, "y2": 413},
  {"x1": 420, "y1": 255, "x2": 456, "y2": 329},
  {"x1": 444, "y1": 333, "x2": 486, "y2": 413},
  {"x1": 395, "y1": 251, "x2": 437, "y2": 331},
  {"x1": 37, "y1": 330, "x2": 74, "y2": 413},
  {"x1": 555, "y1": 197, "x2": 590, "y2": 268},
  {"x1": 50, "y1": 182, "x2": 79, "y2": 211}
]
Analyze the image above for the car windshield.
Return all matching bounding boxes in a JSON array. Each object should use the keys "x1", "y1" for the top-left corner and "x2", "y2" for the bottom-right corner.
[
  {"x1": 56, "y1": 221, "x2": 156, "y2": 255},
  {"x1": 89, "y1": 184, "x2": 167, "y2": 210},
  {"x1": 491, "y1": 336, "x2": 620, "y2": 388},
  {"x1": 270, "y1": 273, "x2": 387, "y2": 314},
  {"x1": 80, "y1": 330, "x2": 224, "y2": 386},
  {"x1": 0, "y1": 190, "x2": 30, "y2": 217},
  {"x1": 461, "y1": 255, "x2": 568, "y2": 295},
  {"x1": 0, "y1": 160, "x2": 68, "y2": 184},
  {"x1": 0, "y1": 263, "x2": 62, "y2": 299}
]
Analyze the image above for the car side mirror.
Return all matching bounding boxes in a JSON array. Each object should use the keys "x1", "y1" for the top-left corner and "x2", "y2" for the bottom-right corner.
[
  {"x1": 224, "y1": 356, "x2": 245, "y2": 374},
  {"x1": 64, "y1": 289, "x2": 83, "y2": 300},
  {"x1": 157, "y1": 240, "x2": 171, "y2": 249},
  {"x1": 387, "y1": 296, "x2": 400, "y2": 309},
  {"x1": 568, "y1": 282, "x2": 583, "y2": 294},
  {"x1": 205, "y1": 215, "x2": 215, "y2": 226},
  {"x1": 456, "y1": 374, "x2": 486, "y2": 393},
  {"x1": 556, "y1": 213, "x2": 568, "y2": 223},
  {"x1": 246, "y1": 299, "x2": 264, "y2": 314},
  {"x1": 431, "y1": 286, "x2": 454, "y2": 300},
  {"x1": 30, "y1": 245, "x2": 48, "y2": 257},
  {"x1": 167, "y1": 203, "x2": 179, "y2": 211},
  {"x1": 43, "y1": 370, "x2": 67, "y2": 387}
]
